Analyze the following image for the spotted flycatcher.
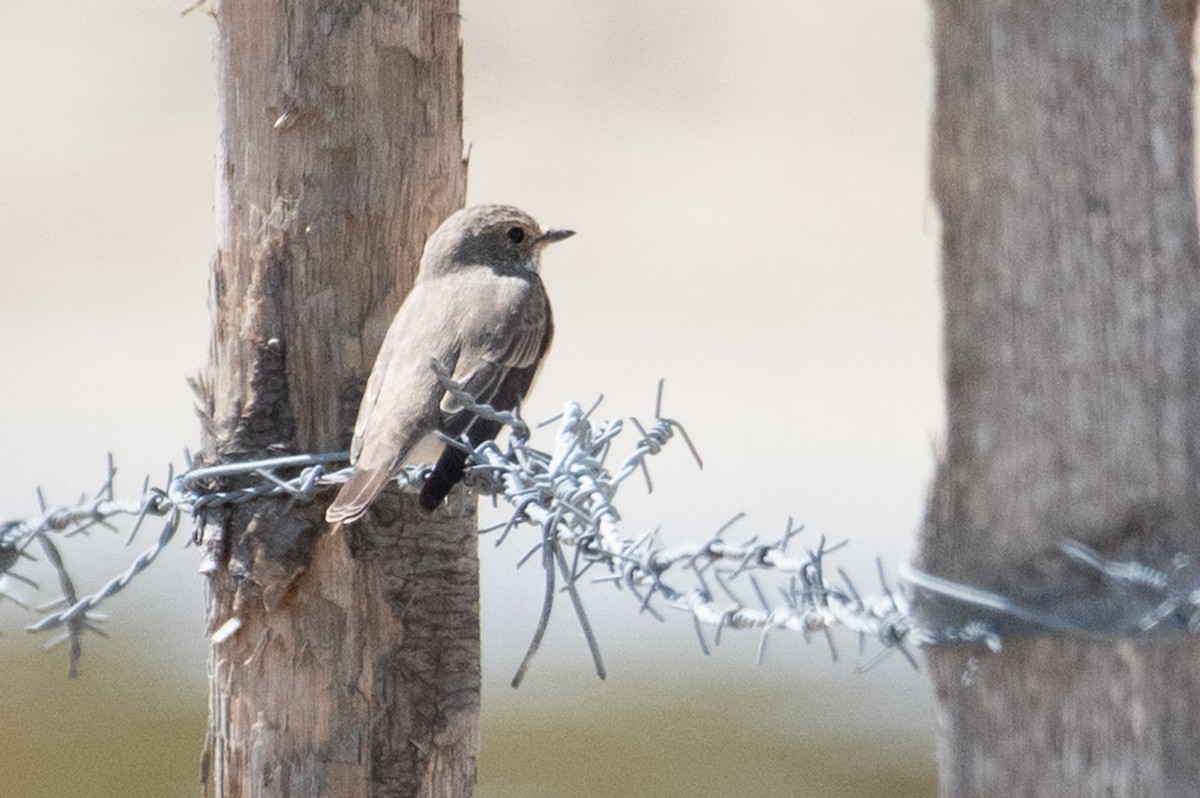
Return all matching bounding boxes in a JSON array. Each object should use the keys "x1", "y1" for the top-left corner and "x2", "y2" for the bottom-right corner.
[{"x1": 325, "y1": 204, "x2": 573, "y2": 524}]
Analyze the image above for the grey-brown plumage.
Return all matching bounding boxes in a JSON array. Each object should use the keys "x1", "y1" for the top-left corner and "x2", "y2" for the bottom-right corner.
[{"x1": 325, "y1": 204, "x2": 572, "y2": 524}]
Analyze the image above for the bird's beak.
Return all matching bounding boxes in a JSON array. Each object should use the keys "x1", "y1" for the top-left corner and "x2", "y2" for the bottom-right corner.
[{"x1": 538, "y1": 228, "x2": 576, "y2": 245}]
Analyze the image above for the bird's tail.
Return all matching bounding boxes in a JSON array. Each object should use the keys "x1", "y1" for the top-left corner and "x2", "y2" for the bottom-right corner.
[
  {"x1": 325, "y1": 465, "x2": 394, "y2": 525},
  {"x1": 418, "y1": 418, "x2": 503, "y2": 511},
  {"x1": 418, "y1": 449, "x2": 465, "y2": 511}
]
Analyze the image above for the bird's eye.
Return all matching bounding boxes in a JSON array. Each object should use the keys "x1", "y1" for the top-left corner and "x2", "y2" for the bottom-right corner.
[{"x1": 507, "y1": 226, "x2": 526, "y2": 244}]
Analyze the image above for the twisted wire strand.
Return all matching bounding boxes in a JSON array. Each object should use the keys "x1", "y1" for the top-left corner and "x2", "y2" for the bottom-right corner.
[{"x1": 10, "y1": 379, "x2": 1187, "y2": 679}]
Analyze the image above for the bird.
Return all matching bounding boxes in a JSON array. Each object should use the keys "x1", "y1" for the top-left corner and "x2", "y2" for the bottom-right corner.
[{"x1": 325, "y1": 204, "x2": 573, "y2": 524}]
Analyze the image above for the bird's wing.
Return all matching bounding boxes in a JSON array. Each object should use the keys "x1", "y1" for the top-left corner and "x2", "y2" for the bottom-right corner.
[
  {"x1": 326, "y1": 282, "x2": 453, "y2": 524},
  {"x1": 419, "y1": 276, "x2": 553, "y2": 510},
  {"x1": 439, "y1": 275, "x2": 552, "y2": 436}
]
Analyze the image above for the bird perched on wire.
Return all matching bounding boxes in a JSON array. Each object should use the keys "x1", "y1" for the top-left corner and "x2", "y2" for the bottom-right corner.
[{"x1": 325, "y1": 204, "x2": 573, "y2": 524}]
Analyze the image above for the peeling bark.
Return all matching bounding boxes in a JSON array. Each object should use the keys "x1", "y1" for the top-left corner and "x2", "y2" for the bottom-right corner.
[{"x1": 197, "y1": 1, "x2": 474, "y2": 795}]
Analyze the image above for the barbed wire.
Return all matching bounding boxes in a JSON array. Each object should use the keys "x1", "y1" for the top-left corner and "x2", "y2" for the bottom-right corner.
[
  {"x1": 903, "y1": 540, "x2": 1200, "y2": 642},
  {"x1": 439, "y1": 376, "x2": 917, "y2": 684},
  {"x1": 1, "y1": 450, "x2": 366, "y2": 676},
  {"x1": 1, "y1": 378, "x2": 912, "y2": 679},
  {"x1": 7, "y1": 377, "x2": 1198, "y2": 681}
]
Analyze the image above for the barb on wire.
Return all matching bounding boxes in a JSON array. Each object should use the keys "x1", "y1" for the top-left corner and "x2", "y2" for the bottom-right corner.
[
  {"x1": 431, "y1": 359, "x2": 529, "y2": 437},
  {"x1": 901, "y1": 537, "x2": 1200, "y2": 647},
  {"x1": 426, "y1": 376, "x2": 915, "y2": 684},
  {"x1": 0, "y1": 450, "x2": 364, "y2": 676},
  {"x1": 1, "y1": 454, "x2": 182, "y2": 676},
  {"x1": 11, "y1": 373, "x2": 1200, "y2": 683},
  {"x1": 3, "y1": 375, "x2": 914, "y2": 681}
]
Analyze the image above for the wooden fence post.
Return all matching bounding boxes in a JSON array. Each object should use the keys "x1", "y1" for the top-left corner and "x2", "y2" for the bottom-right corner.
[
  {"x1": 195, "y1": 1, "x2": 473, "y2": 794},
  {"x1": 922, "y1": 1, "x2": 1200, "y2": 794}
]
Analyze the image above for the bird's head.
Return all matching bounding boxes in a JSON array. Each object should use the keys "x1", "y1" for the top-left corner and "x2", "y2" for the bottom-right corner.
[{"x1": 420, "y1": 204, "x2": 574, "y2": 277}]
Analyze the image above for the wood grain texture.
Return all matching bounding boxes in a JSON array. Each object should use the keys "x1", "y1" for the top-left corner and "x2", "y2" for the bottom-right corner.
[
  {"x1": 923, "y1": 1, "x2": 1200, "y2": 795},
  {"x1": 196, "y1": 1, "x2": 474, "y2": 795}
]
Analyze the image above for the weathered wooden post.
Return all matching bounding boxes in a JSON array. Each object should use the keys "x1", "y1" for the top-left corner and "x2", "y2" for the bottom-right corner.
[
  {"x1": 196, "y1": 1, "x2": 474, "y2": 794},
  {"x1": 922, "y1": 1, "x2": 1200, "y2": 794}
]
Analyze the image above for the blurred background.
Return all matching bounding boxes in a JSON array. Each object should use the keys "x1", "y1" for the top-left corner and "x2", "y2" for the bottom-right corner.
[{"x1": 0, "y1": 1, "x2": 939, "y2": 795}]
